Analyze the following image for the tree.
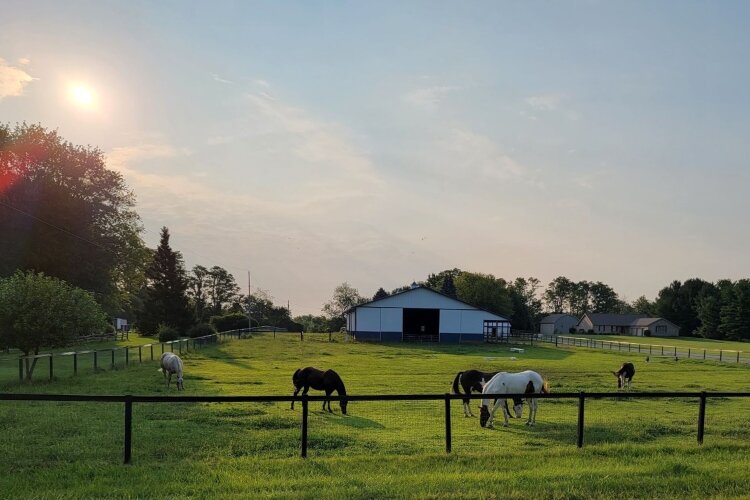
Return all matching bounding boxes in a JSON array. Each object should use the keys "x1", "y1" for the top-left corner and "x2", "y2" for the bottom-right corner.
[
  {"x1": 454, "y1": 272, "x2": 513, "y2": 317},
  {"x1": 188, "y1": 265, "x2": 210, "y2": 322},
  {"x1": 718, "y1": 280, "x2": 750, "y2": 340},
  {"x1": 205, "y1": 266, "x2": 240, "y2": 316},
  {"x1": 0, "y1": 271, "x2": 106, "y2": 380},
  {"x1": 373, "y1": 287, "x2": 389, "y2": 301},
  {"x1": 543, "y1": 277, "x2": 575, "y2": 313},
  {"x1": 322, "y1": 283, "x2": 365, "y2": 331},
  {"x1": 569, "y1": 281, "x2": 591, "y2": 317},
  {"x1": 425, "y1": 268, "x2": 462, "y2": 293},
  {"x1": 137, "y1": 227, "x2": 193, "y2": 335},
  {"x1": 440, "y1": 274, "x2": 458, "y2": 298},
  {"x1": 588, "y1": 282, "x2": 620, "y2": 313},
  {"x1": 655, "y1": 278, "x2": 713, "y2": 336},
  {"x1": 0, "y1": 123, "x2": 147, "y2": 315},
  {"x1": 631, "y1": 295, "x2": 655, "y2": 315},
  {"x1": 508, "y1": 277, "x2": 542, "y2": 331}
]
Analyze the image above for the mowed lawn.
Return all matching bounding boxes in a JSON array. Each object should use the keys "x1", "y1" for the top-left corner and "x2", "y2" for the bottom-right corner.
[
  {"x1": 555, "y1": 334, "x2": 749, "y2": 354},
  {"x1": 1, "y1": 334, "x2": 749, "y2": 499}
]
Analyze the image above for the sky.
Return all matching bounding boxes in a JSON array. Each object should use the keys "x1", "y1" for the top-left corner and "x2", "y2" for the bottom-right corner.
[{"x1": 1, "y1": 1, "x2": 749, "y2": 314}]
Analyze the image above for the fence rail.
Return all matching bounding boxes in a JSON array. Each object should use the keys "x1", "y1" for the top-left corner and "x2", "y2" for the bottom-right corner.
[
  {"x1": 541, "y1": 335, "x2": 749, "y2": 364},
  {"x1": 2, "y1": 391, "x2": 748, "y2": 464}
]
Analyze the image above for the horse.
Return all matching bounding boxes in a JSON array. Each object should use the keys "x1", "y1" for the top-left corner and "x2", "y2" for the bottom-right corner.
[
  {"x1": 612, "y1": 362, "x2": 635, "y2": 390},
  {"x1": 290, "y1": 367, "x2": 348, "y2": 414},
  {"x1": 452, "y1": 370, "x2": 521, "y2": 418},
  {"x1": 158, "y1": 352, "x2": 184, "y2": 390},
  {"x1": 479, "y1": 370, "x2": 549, "y2": 428}
]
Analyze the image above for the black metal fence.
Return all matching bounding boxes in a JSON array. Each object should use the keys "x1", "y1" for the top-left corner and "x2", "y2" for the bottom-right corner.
[
  {"x1": 1, "y1": 391, "x2": 747, "y2": 464},
  {"x1": 5, "y1": 330, "x2": 249, "y2": 384},
  {"x1": 540, "y1": 335, "x2": 749, "y2": 364}
]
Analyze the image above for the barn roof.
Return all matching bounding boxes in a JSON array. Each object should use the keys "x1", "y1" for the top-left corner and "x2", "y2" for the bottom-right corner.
[
  {"x1": 540, "y1": 313, "x2": 578, "y2": 324},
  {"x1": 346, "y1": 285, "x2": 510, "y2": 321}
]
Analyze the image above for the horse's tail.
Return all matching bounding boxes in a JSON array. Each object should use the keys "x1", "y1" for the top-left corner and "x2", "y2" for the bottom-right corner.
[
  {"x1": 541, "y1": 378, "x2": 550, "y2": 394},
  {"x1": 452, "y1": 371, "x2": 463, "y2": 395}
]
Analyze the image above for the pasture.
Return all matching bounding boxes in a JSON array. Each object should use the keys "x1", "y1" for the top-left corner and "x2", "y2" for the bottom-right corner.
[{"x1": 2, "y1": 334, "x2": 749, "y2": 498}]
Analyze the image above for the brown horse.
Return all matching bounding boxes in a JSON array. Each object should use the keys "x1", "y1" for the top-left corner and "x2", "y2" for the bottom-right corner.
[
  {"x1": 291, "y1": 367, "x2": 348, "y2": 414},
  {"x1": 612, "y1": 362, "x2": 635, "y2": 389}
]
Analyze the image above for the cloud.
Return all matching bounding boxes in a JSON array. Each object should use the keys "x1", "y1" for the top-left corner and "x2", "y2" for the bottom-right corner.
[
  {"x1": 442, "y1": 128, "x2": 527, "y2": 181},
  {"x1": 524, "y1": 94, "x2": 561, "y2": 111},
  {"x1": 0, "y1": 59, "x2": 34, "y2": 99},
  {"x1": 17, "y1": 58, "x2": 30, "y2": 65},
  {"x1": 211, "y1": 73, "x2": 232, "y2": 84},
  {"x1": 108, "y1": 144, "x2": 190, "y2": 169},
  {"x1": 254, "y1": 79, "x2": 270, "y2": 87},
  {"x1": 403, "y1": 85, "x2": 458, "y2": 109}
]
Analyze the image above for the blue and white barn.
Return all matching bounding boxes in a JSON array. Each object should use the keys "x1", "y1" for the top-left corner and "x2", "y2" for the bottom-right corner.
[{"x1": 345, "y1": 285, "x2": 511, "y2": 343}]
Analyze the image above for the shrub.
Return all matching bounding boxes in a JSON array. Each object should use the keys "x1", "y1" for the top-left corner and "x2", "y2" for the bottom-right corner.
[
  {"x1": 568, "y1": 327, "x2": 576, "y2": 334},
  {"x1": 644, "y1": 329, "x2": 652, "y2": 337},
  {"x1": 210, "y1": 313, "x2": 254, "y2": 332},
  {"x1": 158, "y1": 325, "x2": 180, "y2": 342},
  {"x1": 587, "y1": 329, "x2": 594, "y2": 334},
  {"x1": 188, "y1": 323, "x2": 217, "y2": 338}
]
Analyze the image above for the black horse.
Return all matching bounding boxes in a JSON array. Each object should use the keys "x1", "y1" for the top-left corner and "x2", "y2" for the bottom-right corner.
[
  {"x1": 452, "y1": 370, "x2": 519, "y2": 418},
  {"x1": 612, "y1": 362, "x2": 635, "y2": 389},
  {"x1": 291, "y1": 367, "x2": 348, "y2": 414}
]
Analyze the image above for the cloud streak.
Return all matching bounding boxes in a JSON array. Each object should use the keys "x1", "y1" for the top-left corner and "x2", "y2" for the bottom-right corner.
[{"x1": 0, "y1": 59, "x2": 34, "y2": 99}]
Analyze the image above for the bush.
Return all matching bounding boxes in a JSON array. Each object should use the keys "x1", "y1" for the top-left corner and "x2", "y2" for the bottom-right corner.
[
  {"x1": 210, "y1": 313, "x2": 254, "y2": 332},
  {"x1": 587, "y1": 329, "x2": 594, "y2": 334},
  {"x1": 188, "y1": 323, "x2": 217, "y2": 338},
  {"x1": 158, "y1": 325, "x2": 180, "y2": 342},
  {"x1": 644, "y1": 329, "x2": 652, "y2": 337},
  {"x1": 569, "y1": 327, "x2": 576, "y2": 334}
]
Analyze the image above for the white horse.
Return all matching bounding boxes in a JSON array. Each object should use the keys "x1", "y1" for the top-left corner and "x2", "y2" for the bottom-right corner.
[
  {"x1": 479, "y1": 370, "x2": 549, "y2": 428},
  {"x1": 159, "y1": 352, "x2": 184, "y2": 390}
]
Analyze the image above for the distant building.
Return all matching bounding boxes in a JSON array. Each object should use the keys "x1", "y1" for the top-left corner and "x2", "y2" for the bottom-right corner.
[
  {"x1": 345, "y1": 285, "x2": 510, "y2": 343},
  {"x1": 540, "y1": 314, "x2": 579, "y2": 335},
  {"x1": 576, "y1": 313, "x2": 680, "y2": 337}
]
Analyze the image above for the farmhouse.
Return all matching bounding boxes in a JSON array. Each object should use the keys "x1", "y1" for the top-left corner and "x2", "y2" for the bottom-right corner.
[
  {"x1": 345, "y1": 285, "x2": 511, "y2": 343},
  {"x1": 576, "y1": 313, "x2": 680, "y2": 337},
  {"x1": 539, "y1": 314, "x2": 579, "y2": 335}
]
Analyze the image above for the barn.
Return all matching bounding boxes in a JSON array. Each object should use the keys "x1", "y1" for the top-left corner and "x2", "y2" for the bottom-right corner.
[
  {"x1": 345, "y1": 285, "x2": 511, "y2": 343},
  {"x1": 539, "y1": 314, "x2": 579, "y2": 335}
]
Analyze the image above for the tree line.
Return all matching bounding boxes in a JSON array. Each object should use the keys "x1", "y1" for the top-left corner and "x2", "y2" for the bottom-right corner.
[{"x1": 2, "y1": 123, "x2": 749, "y2": 364}]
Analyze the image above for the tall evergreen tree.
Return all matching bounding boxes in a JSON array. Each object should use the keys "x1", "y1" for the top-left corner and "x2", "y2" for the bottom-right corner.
[
  {"x1": 440, "y1": 274, "x2": 457, "y2": 298},
  {"x1": 373, "y1": 287, "x2": 389, "y2": 301},
  {"x1": 137, "y1": 227, "x2": 193, "y2": 335}
]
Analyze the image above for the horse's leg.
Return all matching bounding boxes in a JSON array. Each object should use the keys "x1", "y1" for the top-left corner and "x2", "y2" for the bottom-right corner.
[
  {"x1": 325, "y1": 389, "x2": 333, "y2": 412},
  {"x1": 487, "y1": 398, "x2": 507, "y2": 428},
  {"x1": 525, "y1": 397, "x2": 535, "y2": 426},
  {"x1": 291, "y1": 387, "x2": 300, "y2": 409},
  {"x1": 167, "y1": 372, "x2": 172, "y2": 388}
]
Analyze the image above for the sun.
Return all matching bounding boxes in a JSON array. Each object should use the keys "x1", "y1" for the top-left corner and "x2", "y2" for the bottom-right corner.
[{"x1": 69, "y1": 84, "x2": 96, "y2": 108}]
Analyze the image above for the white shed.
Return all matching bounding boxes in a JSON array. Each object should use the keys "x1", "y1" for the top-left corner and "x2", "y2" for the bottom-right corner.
[
  {"x1": 539, "y1": 314, "x2": 579, "y2": 335},
  {"x1": 345, "y1": 285, "x2": 511, "y2": 343}
]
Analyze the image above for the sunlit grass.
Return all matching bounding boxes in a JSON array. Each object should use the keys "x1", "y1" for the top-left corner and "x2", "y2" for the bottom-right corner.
[{"x1": 1, "y1": 334, "x2": 749, "y2": 498}]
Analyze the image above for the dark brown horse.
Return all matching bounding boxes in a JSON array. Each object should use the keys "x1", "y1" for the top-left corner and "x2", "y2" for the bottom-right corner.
[
  {"x1": 291, "y1": 367, "x2": 348, "y2": 414},
  {"x1": 612, "y1": 362, "x2": 635, "y2": 389}
]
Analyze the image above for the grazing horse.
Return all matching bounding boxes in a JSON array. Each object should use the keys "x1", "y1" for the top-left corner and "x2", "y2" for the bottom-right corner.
[
  {"x1": 158, "y1": 352, "x2": 184, "y2": 390},
  {"x1": 291, "y1": 367, "x2": 348, "y2": 414},
  {"x1": 479, "y1": 370, "x2": 549, "y2": 428},
  {"x1": 612, "y1": 362, "x2": 635, "y2": 389},
  {"x1": 452, "y1": 370, "x2": 520, "y2": 418}
]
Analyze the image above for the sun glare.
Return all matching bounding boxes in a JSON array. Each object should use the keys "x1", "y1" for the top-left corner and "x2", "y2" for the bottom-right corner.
[{"x1": 69, "y1": 85, "x2": 96, "y2": 109}]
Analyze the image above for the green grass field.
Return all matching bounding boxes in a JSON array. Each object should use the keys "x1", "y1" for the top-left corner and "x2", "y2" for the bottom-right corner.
[
  {"x1": 555, "y1": 334, "x2": 749, "y2": 353},
  {"x1": 2, "y1": 334, "x2": 749, "y2": 498}
]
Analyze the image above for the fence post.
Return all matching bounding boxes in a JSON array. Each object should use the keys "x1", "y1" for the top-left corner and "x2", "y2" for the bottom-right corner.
[
  {"x1": 111, "y1": 349, "x2": 115, "y2": 369},
  {"x1": 697, "y1": 392, "x2": 706, "y2": 445},
  {"x1": 124, "y1": 395, "x2": 133, "y2": 464},
  {"x1": 688, "y1": 348, "x2": 691, "y2": 359},
  {"x1": 151, "y1": 344, "x2": 154, "y2": 361},
  {"x1": 94, "y1": 351, "x2": 98, "y2": 371},
  {"x1": 170, "y1": 342, "x2": 174, "y2": 353},
  {"x1": 301, "y1": 395, "x2": 309, "y2": 458},
  {"x1": 139, "y1": 346, "x2": 142, "y2": 363},
  {"x1": 674, "y1": 347, "x2": 677, "y2": 357},
  {"x1": 73, "y1": 353, "x2": 78, "y2": 375},
  {"x1": 49, "y1": 355, "x2": 53, "y2": 381},
  {"x1": 444, "y1": 394, "x2": 452, "y2": 453},
  {"x1": 125, "y1": 347, "x2": 129, "y2": 367},
  {"x1": 300, "y1": 331, "x2": 304, "y2": 342},
  {"x1": 577, "y1": 392, "x2": 585, "y2": 448},
  {"x1": 719, "y1": 350, "x2": 723, "y2": 362},
  {"x1": 329, "y1": 332, "x2": 332, "y2": 342},
  {"x1": 703, "y1": 349, "x2": 706, "y2": 360},
  {"x1": 179, "y1": 340, "x2": 182, "y2": 355},
  {"x1": 661, "y1": 346, "x2": 664, "y2": 355},
  {"x1": 555, "y1": 336, "x2": 559, "y2": 347},
  {"x1": 18, "y1": 358, "x2": 23, "y2": 382},
  {"x1": 161, "y1": 343, "x2": 164, "y2": 355},
  {"x1": 737, "y1": 352, "x2": 741, "y2": 363}
]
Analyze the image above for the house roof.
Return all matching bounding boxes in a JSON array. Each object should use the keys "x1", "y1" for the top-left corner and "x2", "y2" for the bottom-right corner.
[
  {"x1": 583, "y1": 313, "x2": 648, "y2": 326},
  {"x1": 345, "y1": 285, "x2": 510, "y2": 321},
  {"x1": 583, "y1": 313, "x2": 679, "y2": 330},
  {"x1": 540, "y1": 314, "x2": 578, "y2": 324}
]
